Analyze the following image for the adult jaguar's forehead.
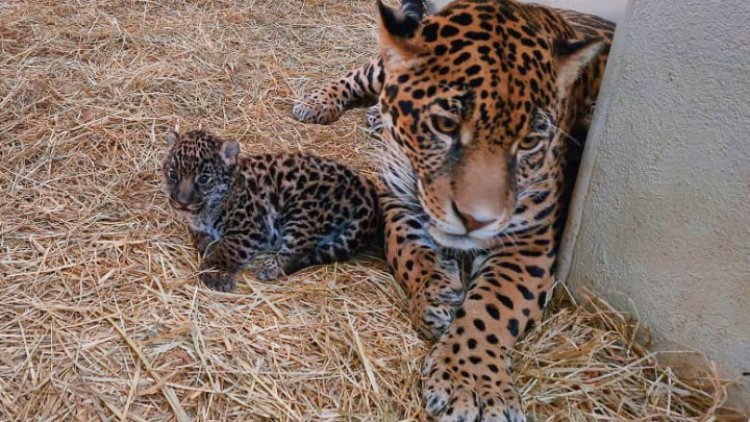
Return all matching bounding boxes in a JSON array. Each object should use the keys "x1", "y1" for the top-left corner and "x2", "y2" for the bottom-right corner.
[
  {"x1": 386, "y1": 3, "x2": 557, "y2": 98},
  {"x1": 422, "y1": 1, "x2": 549, "y2": 43},
  {"x1": 381, "y1": 3, "x2": 560, "y2": 139}
]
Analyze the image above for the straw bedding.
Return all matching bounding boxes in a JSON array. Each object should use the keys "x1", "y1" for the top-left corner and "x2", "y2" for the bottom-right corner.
[{"x1": 0, "y1": 1, "x2": 729, "y2": 420}]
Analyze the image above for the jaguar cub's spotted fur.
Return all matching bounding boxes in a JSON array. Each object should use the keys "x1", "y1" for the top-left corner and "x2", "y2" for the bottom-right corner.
[{"x1": 163, "y1": 129, "x2": 379, "y2": 291}]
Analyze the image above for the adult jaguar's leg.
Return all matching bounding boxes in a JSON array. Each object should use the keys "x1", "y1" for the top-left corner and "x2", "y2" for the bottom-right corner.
[
  {"x1": 292, "y1": 56, "x2": 385, "y2": 125},
  {"x1": 422, "y1": 239, "x2": 556, "y2": 422},
  {"x1": 381, "y1": 191, "x2": 465, "y2": 340}
]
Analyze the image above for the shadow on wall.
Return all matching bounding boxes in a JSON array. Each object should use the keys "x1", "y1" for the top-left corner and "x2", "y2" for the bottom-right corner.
[{"x1": 426, "y1": 0, "x2": 628, "y2": 23}]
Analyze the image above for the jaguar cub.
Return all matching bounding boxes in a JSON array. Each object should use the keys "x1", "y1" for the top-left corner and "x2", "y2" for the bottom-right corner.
[{"x1": 163, "y1": 129, "x2": 379, "y2": 291}]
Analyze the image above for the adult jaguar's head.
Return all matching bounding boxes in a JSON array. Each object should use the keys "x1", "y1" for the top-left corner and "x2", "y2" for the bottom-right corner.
[
  {"x1": 377, "y1": 0, "x2": 603, "y2": 250},
  {"x1": 162, "y1": 129, "x2": 239, "y2": 217}
]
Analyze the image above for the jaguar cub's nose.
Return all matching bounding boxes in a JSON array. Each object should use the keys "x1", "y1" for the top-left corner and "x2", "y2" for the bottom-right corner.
[
  {"x1": 451, "y1": 202, "x2": 495, "y2": 232},
  {"x1": 172, "y1": 179, "x2": 197, "y2": 209},
  {"x1": 170, "y1": 195, "x2": 197, "y2": 211}
]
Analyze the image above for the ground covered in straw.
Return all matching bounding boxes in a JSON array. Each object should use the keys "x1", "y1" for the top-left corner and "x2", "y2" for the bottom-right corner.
[{"x1": 0, "y1": 1, "x2": 729, "y2": 420}]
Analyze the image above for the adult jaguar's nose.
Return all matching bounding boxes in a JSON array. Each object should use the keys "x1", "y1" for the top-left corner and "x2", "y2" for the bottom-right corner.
[{"x1": 451, "y1": 201, "x2": 495, "y2": 232}]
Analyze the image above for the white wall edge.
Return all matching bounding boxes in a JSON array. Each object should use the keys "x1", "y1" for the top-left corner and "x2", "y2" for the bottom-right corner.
[{"x1": 556, "y1": 0, "x2": 636, "y2": 284}]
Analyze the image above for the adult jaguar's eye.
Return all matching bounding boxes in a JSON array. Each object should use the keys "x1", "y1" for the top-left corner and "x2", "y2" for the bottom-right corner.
[
  {"x1": 431, "y1": 115, "x2": 460, "y2": 136},
  {"x1": 519, "y1": 135, "x2": 543, "y2": 150},
  {"x1": 197, "y1": 174, "x2": 211, "y2": 185},
  {"x1": 531, "y1": 114, "x2": 550, "y2": 133},
  {"x1": 520, "y1": 112, "x2": 551, "y2": 150}
]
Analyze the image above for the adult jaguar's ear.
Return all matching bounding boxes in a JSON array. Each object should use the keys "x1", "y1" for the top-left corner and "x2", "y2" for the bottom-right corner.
[
  {"x1": 220, "y1": 140, "x2": 240, "y2": 167},
  {"x1": 553, "y1": 38, "x2": 604, "y2": 94},
  {"x1": 378, "y1": 0, "x2": 424, "y2": 72},
  {"x1": 166, "y1": 130, "x2": 180, "y2": 148}
]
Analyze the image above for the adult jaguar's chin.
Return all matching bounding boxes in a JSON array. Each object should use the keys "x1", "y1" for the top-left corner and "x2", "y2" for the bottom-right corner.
[{"x1": 427, "y1": 224, "x2": 499, "y2": 251}]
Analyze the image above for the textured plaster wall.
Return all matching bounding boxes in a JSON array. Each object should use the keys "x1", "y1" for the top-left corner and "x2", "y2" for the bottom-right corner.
[{"x1": 561, "y1": 0, "x2": 750, "y2": 412}]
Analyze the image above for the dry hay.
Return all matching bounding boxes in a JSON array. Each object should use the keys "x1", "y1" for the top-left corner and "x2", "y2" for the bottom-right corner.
[{"x1": 0, "y1": 1, "x2": 730, "y2": 420}]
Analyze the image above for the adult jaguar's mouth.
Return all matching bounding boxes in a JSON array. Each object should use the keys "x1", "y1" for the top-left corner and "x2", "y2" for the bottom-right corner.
[
  {"x1": 420, "y1": 196, "x2": 512, "y2": 251},
  {"x1": 427, "y1": 224, "x2": 497, "y2": 251}
]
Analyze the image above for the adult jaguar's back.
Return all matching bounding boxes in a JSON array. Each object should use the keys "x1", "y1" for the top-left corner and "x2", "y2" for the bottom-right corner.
[{"x1": 293, "y1": 1, "x2": 614, "y2": 420}]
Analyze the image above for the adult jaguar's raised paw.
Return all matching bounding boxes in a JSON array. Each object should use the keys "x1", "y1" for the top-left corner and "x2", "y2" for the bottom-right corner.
[
  {"x1": 292, "y1": 90, "x2": 345, "y2": 125},
  {"x1": 422, "y1": 332, "x2": 526, "y2": 422}
]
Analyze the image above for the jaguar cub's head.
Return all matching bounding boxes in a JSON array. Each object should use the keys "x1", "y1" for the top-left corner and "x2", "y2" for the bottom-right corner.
[{"x1": 162, "y1": 129, "x2": 240, "y2": 216}]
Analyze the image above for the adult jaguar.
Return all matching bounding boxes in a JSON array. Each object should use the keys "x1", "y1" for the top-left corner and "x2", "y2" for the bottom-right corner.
[{"x1": 293, "y1": 0, "x2": 614, "y2": 420}]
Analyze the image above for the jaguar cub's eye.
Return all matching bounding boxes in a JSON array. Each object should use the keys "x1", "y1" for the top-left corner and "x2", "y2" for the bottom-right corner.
[
  {"x1": 431, "y1": 115, "x2": 460, "y2": 136},
  {"x1": 168, "y1": 169, "x2": 178, "y2": 181},
  {"x1": 197, "y1": 174, "x2": 211, "y2": 185}
]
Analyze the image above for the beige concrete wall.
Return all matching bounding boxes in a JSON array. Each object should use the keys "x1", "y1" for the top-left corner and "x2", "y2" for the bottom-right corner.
[{"x1": 561, "y1": 0, "x2": 750, "y2": 412}]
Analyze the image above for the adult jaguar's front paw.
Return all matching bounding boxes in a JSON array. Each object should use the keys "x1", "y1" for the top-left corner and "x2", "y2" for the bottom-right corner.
[
  {"x1": 410, "y1": 258, "x2": 464, "y2": 341},
  {"x1": 199, "y1": 267, "x2": 236, "y2": 292},
  {"x1": 422, "y1": 328, "x2": 526, "y2": 422},
  {"x1": 292, "y1": 90, "x2": 344, "y2": 125}
]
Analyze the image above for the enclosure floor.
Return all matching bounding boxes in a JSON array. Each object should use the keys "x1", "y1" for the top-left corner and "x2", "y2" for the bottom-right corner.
[{"x1": 0, "y1": 1, "x2": 726, "y2": 420}]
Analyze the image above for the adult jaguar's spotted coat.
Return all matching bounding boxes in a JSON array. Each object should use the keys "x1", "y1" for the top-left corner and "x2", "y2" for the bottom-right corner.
[
  {"x1": 163, "y1": 129, "x2": 379, "y2": 291},
  {"x1": 293, "y1": 0, "x2": 614, "y2": 420}
]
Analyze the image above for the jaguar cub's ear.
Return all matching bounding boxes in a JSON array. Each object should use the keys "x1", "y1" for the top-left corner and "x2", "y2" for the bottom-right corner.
[
  {"x1": 220, "y1": 139, "x2": 240, "y2": 167},
  {"x1": 378, "y1": 0, "x2": 424, "y2": 71},
  {"x1": 554, "y1": 37, "x2": 604, "y2": 93},
  {"x1": 166, "y1": 130, "x2": 180, "y2": 147}
]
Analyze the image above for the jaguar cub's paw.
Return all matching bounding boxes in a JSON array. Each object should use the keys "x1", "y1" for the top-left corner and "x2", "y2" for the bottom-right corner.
[
  {"x1": 422, "y1": 330, "x2": 526, "y2": 422},
  {"x1": 199, "y1": 268, "x2": 235, "y2": 292},
  {"x1": 195, "y1": 236, "x2": 214, "y2": 257},
  {"x1": 292, "y1": 90, "x2": 344, "y2": 125},
  {"x1": 255, "y1": 256, "x2": 282, "y2": 281}
]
